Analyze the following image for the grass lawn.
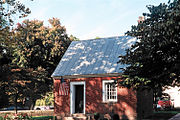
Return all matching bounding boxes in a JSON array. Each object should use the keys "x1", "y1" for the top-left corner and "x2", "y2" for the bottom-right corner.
[
  {"x1": 144, "y1": 110, "x2": 180, "y2": 120},
  {"x1": 0, "y1": 116, "x2": 56, "y2": 120},
  {"x1": 32, "y1": 116, "x2": 56, "y2": 120}
]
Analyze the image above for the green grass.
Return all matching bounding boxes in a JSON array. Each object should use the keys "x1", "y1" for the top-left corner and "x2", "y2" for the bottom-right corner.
[
  {"x1": 0, "y1": 116, "x2": 3, "y2": 120},
  {"x1": 32, "y1": 116, "x2": 56, "y2": 120},
  {"x1": 0, "y1": 115, "x2": 56, "y2": 120},
  {"x1": 155, "y1": 110, "x2": 180, "y2": 114},
  {"x1": 144, "y1": 110, "x2": 180, "y2": 120}
]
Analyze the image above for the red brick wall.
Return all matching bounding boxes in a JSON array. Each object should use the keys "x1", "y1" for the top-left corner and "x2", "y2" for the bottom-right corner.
[
  {"x1": 54, "y1": 79, "x2": 70, "y2": 117},
  {"x1": 54, "y1": 77, "x2": 137, "y2": 119}
]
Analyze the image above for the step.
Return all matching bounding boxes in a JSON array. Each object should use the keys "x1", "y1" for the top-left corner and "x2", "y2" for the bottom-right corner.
[
  {"x1": 72, "y1": 114, "x2": 87, "y2": 120},
  {"x1": 72, "y1": 113, "x2": 86, "y2": 117},
  {"x1": 73, "y1": 117, "x2": 86, "y2": 120},
  {"x1": 62, "y1": 117, "x2": 74, "y2": 120}
]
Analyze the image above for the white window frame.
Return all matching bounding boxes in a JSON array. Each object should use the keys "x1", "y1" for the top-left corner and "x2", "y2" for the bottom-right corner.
[{"x1": 102, "y1": 80, "x2": 117, "y2": 102}]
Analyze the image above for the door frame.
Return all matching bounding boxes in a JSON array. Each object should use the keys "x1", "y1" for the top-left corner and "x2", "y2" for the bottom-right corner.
[{"x1": 70, "y1": 81, "x2": 86, "y2": 114}]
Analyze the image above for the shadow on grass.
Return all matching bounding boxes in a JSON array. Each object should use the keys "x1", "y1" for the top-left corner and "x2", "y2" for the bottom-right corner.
[
  {"x1": 0, "y1": 115, "x2": 56, "y2": 120},
  {"x1": 144, "y1": 109, "x2": 180, "y2": 120},
  {"x1": 144, "y1": 113, "x2": 176, "y2": 120},
  {"x1": 32, "y1": 116, "x2": 56, "y2": 120}
]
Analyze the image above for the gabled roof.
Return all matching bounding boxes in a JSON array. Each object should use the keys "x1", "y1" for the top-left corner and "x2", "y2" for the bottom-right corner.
[{"x1": 52, "y1": 36, "x2": 136, "y2": 78}]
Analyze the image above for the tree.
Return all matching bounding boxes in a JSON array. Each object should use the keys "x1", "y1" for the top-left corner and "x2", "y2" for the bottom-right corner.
[
  {"x1": 0, "y1": 66, "x2": 49, "y2": 110},
  {"x1": 0, "y1": 0, "x2": 31, "y2": 65},
  {"x1": 13, "y1": 18, "x2": 71, "y2": 73},
  {"x1": 35, "y1": 92, "x2": 54, "y2": 106},
  {"x1": 0, "y1": 0, "x2": 31, "y2": 27},
  {"x1": 69, "y1": 35, "x2": 79, "y2": 41},
  {"x1": 0, "y1": 65, "x2": 10, "y2": 108},
  {"x1": 0, "y1": 0, "x2": 31, "y2": 108},
  {"x1": 11, "y1": 18, "x2": 72, "y2": 109},
  {"x1": 0, "y1": 0, "x2": 31, "y2": 60},
  {"x1": 0, "y1": 0, "x2": 31, "y2": 66},
  {"x1": 118, "y1": 0, "x2": 180, "y2": 89}
]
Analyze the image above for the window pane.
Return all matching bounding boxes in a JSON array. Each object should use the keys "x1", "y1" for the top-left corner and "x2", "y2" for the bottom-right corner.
[{"x1": 104, "y1": 81, "x2": 117, "y2": 102}]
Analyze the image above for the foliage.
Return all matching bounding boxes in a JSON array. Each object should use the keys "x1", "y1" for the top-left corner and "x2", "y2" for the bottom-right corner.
[
  {"x1": 0, "y1": 0, "x2": 74, "y2": 109},
  {"x1": 0, "y1": 0, "x2": 31, "y2": 68},
  {"x1": 0, "y1": 0, "x2": 31, "y2": 63},
  {"x1": 119, "y1": 0, "x2": 180, "y2": 89},
  {"x1": 0, "y1": 26, "x2": 12, "y2": 62},
  {"x1": 12, "y1": 18, "x2": 71, "y2": 74},
  {"x1": 0, "y1": 64, "x2": 11, "y2": 107},
  {"x1": 95, "y1": 36, "x2": 101, "y2": 39},
  {"x1": 35, "y1": 92, "x2": 54, "y2": 106},
  {"x1": 0, "y1": 0, "x2": 31, "y2": 108},
  {"x1": 1, "y1": 66, "x2": 49, "y2": 108},
  {"x1": 0, "y1": 18, "x2": 72, "y2": 109},
  {"x1": 0, "y1": 0, "x2": 31, "y2": 27},
  {"x1": 69, "y1": 35, "x2": 79, "y2": 41}
]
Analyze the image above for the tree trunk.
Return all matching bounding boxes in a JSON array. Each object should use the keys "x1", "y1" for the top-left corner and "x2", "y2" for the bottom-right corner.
[
  {"x1": 29, "y1": 99, "x2": 36, "y2": 110},
  {"x1": 15, "y1": 92, "x2": 18, "y2": 114}
]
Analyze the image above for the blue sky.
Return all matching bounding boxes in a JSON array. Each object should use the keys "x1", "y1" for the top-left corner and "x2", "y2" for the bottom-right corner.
[{"x1": 20, "y1": 0, "x2": 168, "y2": 40}]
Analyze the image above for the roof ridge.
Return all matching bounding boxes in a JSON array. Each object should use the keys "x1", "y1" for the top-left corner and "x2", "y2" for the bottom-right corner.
[{"x1": 79, "y1": 35, "x2": 129, "y2": 41}]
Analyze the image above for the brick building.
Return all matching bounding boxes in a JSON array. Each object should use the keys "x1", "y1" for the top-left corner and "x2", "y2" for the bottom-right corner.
[{"x1": 52, "y1": 36, "x2": 153, "y2": 120}]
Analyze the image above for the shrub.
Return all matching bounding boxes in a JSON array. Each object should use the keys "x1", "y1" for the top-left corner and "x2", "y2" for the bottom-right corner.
[{"x1": 94, "y1": 113, "x2": 100, "y2": 120}]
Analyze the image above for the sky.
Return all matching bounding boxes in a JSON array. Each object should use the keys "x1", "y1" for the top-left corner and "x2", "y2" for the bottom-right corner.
[{"x1": 19, "y1": 0, "x2": 169, "y2": 40}]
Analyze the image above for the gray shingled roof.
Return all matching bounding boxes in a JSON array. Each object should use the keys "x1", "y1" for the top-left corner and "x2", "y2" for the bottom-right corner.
[{"x1": 51, "y1": 36, "x2": 136, "y2": 78}]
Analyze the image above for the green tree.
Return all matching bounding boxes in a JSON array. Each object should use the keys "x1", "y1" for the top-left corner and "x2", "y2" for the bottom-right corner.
[
  {"x1": 0, "y1": 0, "x2": 31, "y2": 27},
  {"x1": 119, "y1": 0, "x2": 180, "y2": 89},
  {"x1": 13, "y1": 18, "x2": 71, "y2": 73},
  {"x1": 0, "y1": 65, "x2": 10, "y2": 108},
  {"x1": 69, "y1": 35, "x2": 79, "y2": 41},
  {"x1": 11, "y1": 18, "x2": 72, "y2": 109},
  {"x1": 1, "y1": 66, "x2": 49, "y2": 110},
  {"x1": 0, "y1": 0, "x2": 31, "y2": 65},
  {"x1": 35, "y1": 92, "x2": 54, "y2": 106},
  {"x1": 0, "y1": 0, "x2": 31, "y2": 108},
  {"x1": 0, "y1": 0, "x2": 31, "y2": 59}
]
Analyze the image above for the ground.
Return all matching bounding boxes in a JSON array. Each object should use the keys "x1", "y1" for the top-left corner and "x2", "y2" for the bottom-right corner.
[
  {"x1": 144, "y1": 108, "x2": 180, "y2": 120},
  {"x1": 0, "y1": 108, "x2": 180, "y2": 120}
]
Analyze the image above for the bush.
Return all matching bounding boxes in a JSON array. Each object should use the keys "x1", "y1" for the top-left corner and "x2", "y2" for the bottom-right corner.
[
  {"x1": 112, "y1": 114, "x2": 120, "y2": 120},
  {"x1": 94, "y1": 113, "x2": 100, "y2": 120}
]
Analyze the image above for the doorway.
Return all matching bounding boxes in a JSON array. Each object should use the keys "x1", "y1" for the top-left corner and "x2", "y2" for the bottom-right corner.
[
  {"x1": 70, "y1": 81, "x2": 85, "y2": 114},
  {"x1": 75, "y1": 85, "x2": 84, "y2": 113}
]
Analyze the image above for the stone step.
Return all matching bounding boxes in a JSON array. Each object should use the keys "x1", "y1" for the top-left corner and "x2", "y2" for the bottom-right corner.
[
  {"x1": 73, "y1": 114, "x2": 87, "y2": 120},
  {"x1": 72, "y1": 113, "x2": 86, "y2": 117},
  {"x1": 62, "y1": 116, "x2": 86, "y2": 120},
  {"x1": 73, "y1": 117, "x2": 87, "y2": 120},
  {"x1": 62, "y1": 117, "x2": 74, "y2": 120}
]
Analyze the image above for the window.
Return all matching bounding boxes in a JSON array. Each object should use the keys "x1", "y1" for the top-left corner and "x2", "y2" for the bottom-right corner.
[{"x1": 102, "y1": 80, "x2": 117, "y2": 102}]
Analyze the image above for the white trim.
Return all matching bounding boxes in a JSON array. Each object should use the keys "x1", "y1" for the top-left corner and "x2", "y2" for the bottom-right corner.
[
  {"x1": 70, "y1": 81, "x2": 86, "y2": 114},
  {"x1": 102, "y1": 80, "x2": 117, "y2": 102}
]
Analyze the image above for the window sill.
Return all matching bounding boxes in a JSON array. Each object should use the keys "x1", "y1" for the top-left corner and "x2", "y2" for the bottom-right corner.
[{"x1": 102, "y1": 101, "x2": 118, "y2": 103}]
